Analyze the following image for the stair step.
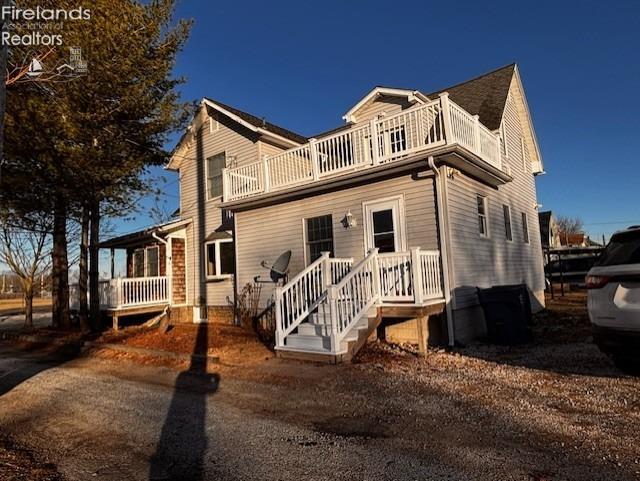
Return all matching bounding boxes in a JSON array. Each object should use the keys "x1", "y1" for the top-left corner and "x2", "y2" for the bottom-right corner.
[
  {"x1": 297, "y1": 322, "x2": 332, "y2": 336},
  {"x1": 285, "y1": 333, "x2": 332, "y2": 351}
]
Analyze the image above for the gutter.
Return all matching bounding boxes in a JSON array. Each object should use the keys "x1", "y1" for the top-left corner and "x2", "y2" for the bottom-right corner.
[{"x1": 428, "y1": 156, "x2": 455, "y2": 347}]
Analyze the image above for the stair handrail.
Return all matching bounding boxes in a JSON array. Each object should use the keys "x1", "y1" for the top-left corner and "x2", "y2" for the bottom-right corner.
[{"x1": 327, "y1": 248, "x2": 380, "y2": 352}]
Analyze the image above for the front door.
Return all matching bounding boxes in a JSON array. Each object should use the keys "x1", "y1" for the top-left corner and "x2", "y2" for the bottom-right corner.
[{"x1": 363, "y1": 197, "x2": 406, "y2": 254}]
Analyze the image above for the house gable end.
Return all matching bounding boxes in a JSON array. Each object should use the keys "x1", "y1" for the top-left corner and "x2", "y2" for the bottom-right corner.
[{"x1": 343, "y1": 87, "x2": 428, "y2": 123}]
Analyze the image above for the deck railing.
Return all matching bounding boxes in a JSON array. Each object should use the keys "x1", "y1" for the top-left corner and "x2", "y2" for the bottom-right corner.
[
  {"x1": 69, "y1": 276, "x2": 169, "y2": 310},
  {"x1": 275, "y1": 248, "x2": 444, "y2": 352},
  {"x1": 223, "y1": 94, "x2": 502, "y2": 202}
]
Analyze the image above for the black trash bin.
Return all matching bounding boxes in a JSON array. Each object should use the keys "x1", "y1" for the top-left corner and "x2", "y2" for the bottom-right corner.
[{"x1": 476, "y1": 284, "x2": 532, "y2": 345}]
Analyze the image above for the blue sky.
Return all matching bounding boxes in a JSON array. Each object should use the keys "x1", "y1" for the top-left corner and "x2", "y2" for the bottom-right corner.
[{"x1": 121, "y1": 0, "x2": 640, "y2": 254}]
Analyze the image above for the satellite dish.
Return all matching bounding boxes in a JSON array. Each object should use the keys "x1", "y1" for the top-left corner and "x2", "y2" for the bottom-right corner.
[{"x1": 27, "y1": 58, "x2": 44, "y2": 78}]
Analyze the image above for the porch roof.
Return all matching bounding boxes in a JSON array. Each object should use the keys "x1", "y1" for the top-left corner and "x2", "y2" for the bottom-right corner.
[{"x1": 99, "y1": 218, "x2": 191, "y2": 249}]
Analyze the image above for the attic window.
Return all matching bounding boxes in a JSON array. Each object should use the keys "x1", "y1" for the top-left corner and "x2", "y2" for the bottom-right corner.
[{"x1": 209, "y1": 117, "x2": 219, "y2": 133}]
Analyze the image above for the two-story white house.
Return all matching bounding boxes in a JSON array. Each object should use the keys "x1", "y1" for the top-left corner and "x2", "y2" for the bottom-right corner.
[{"x1": 97, "y1": 63, "x2": 546, "y2": 361}]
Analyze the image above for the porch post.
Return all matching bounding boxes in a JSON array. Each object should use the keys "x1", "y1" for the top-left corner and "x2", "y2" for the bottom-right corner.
[
  {"x1": 328, "y1": 285, "x2": 339, "y2": 353},
  {"x1": 166, "y1": 238, "x2": 172, "y2": 305},
  {"x1": 411, "y1": 247, "x2": 424, "y2": 305},
  {"x1": 110, "y1": 248, "x2": 115, "y2": 279},
  {"x1": 262, "y1": 155, "x2": 271, "y2": 193},
  {"x1": 309, "y1": 138, "x2": 320, "y2": 180},
  {"x1": 321, "y1": 251, "x2": 331, "y2": 288},
  {"x1": 274, "y1": 286, "x2": 283, "y2": 348},
  {"x1": 473, "y1": 114, "x2": 481, "y2": 154}
]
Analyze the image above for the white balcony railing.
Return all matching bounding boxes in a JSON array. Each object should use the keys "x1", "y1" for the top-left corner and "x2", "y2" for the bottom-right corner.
[
  {"x1": 70, "y1": 276, "x2": 169, "y2": 310},
  {"x1": 223, "y1": 94, "x2": 502, "y2": 202}
]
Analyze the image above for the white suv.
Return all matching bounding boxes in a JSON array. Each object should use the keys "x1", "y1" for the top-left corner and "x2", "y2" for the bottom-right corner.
[{"x1": 586, "y1": 226, "x2": 640, "y2": 372}]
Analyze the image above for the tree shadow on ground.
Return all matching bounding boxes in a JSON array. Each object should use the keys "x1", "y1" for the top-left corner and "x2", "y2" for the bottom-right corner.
[
  {"x1": 0, "y1": 342, "x2": 83, "y2": 397},
  {"x1": 149, "y1": 322, "x2": 219, "y2": 481}
]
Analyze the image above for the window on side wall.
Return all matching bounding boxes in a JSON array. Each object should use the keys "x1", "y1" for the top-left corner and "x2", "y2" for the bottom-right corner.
[
  {"x1": 206, "y1": 239, "x2": 234, "y2": 278},
  {"x1": 477, "y1": 195, "x2": 489, "y2": 237},
  {"x1": 522, "y1": 212, "x2": 530, "y2": 244},
  {"x1": 305, "y1": 215, "x2": 334, "y2": 263},
  {"x1": 146, "y1": 246, "x2": 159, "y2": 277},
  {"x1": 503, "y1": 205, "x2": 513, "y2": 241},
  {"x1": 206, "y1": 152, "x2": 226, "y2": 200}
]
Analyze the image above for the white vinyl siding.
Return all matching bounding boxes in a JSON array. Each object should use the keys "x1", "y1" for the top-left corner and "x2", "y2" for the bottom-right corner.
[
  {"x1": 445, "y1": 75, "x2": 545, "y2": 336},
  {"x1": 179, "y1": 110, "x2": 260, "y2": 306},
  {"x1": 236, "y1": 175, "x2": 439, "y2": 308}
]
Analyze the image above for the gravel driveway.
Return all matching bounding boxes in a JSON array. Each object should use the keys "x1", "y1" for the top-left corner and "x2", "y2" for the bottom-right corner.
[{"x1": 0, "y1": 293, "x2": 638, "y2": 481}]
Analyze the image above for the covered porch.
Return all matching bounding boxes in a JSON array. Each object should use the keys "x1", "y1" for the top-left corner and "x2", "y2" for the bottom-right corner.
[{"x1": 71, "y1": 218, "x2": 190, "y2": 330}]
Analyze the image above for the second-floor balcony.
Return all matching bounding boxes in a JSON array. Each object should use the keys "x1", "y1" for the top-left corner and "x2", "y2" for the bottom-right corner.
[{"x1": 222, "y1": 93, "x2": 507, "y2": 203}]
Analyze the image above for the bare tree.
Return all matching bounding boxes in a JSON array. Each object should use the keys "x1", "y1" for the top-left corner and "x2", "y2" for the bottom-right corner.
[
  {"x1": 556, "y1": 216, "x2": 584, "y2": 235},
  {"x1": 0, "y1": 216, "x2": 52, "y2": 329}
]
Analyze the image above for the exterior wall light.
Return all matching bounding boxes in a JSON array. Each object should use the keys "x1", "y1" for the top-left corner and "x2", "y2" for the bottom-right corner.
[{"x1": 342, "y1": 210, "x2": 357, "y2": 229}]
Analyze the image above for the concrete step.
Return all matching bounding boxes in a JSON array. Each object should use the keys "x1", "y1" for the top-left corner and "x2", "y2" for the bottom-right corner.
[{"x1": 297, "y1": 322, "x2": 332, "y2": 336}]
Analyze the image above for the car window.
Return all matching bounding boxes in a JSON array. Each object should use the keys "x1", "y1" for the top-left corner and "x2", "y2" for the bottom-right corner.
[{"x1": 596, "y1": 230, "x2": 640, "y2": 266}]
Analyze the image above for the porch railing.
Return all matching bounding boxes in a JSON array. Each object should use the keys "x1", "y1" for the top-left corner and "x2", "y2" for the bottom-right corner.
[
  {"x1": 69, "y1": 276, "x2": 169, "y2": 310},
  {"x1": 223, "y1": 94, "x2": 502, "y2": 202}
]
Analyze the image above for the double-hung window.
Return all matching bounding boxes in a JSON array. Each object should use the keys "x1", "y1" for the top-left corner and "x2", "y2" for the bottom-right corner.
[
  {"x1": 206, "y1": 239, "x2": 234, "y2": 278},
  {"x1": 522, "y1": 212, "x2": 530, "y2": 244},
  {"x1": 305, "y1": 215, "x2": 334, "y2": 263},
  {"x1": 206, "y1": 152, "x2": 226, "y2": 200},
  {"x1": 503, "y1": 205, "x2": 513, "y2": 241},
  {"x1": 132, "y1": 249, "x2": 145, "y2": 277},
  {"x1": 477, "y1": 195, "x2": 489, "y2": 237}
]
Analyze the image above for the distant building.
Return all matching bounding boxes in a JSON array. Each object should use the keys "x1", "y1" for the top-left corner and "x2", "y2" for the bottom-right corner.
[{"x1": 538, "y1": 211, "x2": 561, "y2": 249}]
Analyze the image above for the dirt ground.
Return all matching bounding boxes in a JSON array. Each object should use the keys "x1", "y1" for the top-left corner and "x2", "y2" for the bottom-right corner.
[
  {"x1": 0, "y1": 434, "x2": 64, "y2": 481},
  {"x1": 2, "y1": 290, "x2": 639, "y2": 480}
]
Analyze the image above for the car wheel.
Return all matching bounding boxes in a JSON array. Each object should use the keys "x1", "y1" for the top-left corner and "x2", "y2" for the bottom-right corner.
[{"x1": 613, "y1": 356, "x2": 640, "y2": 375}]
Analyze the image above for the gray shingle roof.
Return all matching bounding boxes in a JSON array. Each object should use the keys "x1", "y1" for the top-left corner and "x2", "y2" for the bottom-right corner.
[{"x1": 204, "y1": 97, "x2": 307, "y2": 145}]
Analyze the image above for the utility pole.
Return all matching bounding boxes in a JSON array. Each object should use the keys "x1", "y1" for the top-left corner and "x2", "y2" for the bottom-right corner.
[{"x1": 0, "y1": 0, "x2": 9, "y2": 184}]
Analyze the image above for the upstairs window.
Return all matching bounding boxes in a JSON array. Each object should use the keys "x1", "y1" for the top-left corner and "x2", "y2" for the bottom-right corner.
[
  {"x1": 477, "y1": 195, "x2": 489, "y2": 237},
  {"x1": 206, "y1": 152, "x2": 226, "y2": 200},
  {"x1": 522, "y1": 212, "x2": 530, "y2": 244},
  {"x1": 503, "y1": 205, "x2": 513, "y2": 241},
  {"x1": 306, "y1": 215, "x2": 334, "y2": 262}
]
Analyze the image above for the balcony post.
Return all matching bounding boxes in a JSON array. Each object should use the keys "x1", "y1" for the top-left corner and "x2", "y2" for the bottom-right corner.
[
  {"x1": 221, "y1": 167, "x2": 229, "y2": 201},
  {"x1": 309, "y1": 138, "x2": 320, "y2": 180},
  {"x1": 411, "y1": 248, "x2": 424, "y2": 305},
  {"x1": 262, "y1": 155, "x2": 271, "y2": 193},
  {"x1": 473, "y1": 114, "x2": 481, "y2": 154},
  {"x1": 438, "y1": 92, "x2": 452, "y2": 144},
  {"x1": 369, "y1": 118, "x2": 380, "y2": 165}
]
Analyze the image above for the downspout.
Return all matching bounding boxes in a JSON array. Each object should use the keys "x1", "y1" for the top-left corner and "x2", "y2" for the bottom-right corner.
[{"x1": 428, "y1": 156, "x2": 455, "y2": 347}]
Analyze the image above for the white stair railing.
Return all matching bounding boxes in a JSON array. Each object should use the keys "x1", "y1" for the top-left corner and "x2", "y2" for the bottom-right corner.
[
  {"x1": 327, "y1": 248, "x2": 381, "y2": 351},
  {"x1": 328, "y1": 257, "x2": 354, "y2": 284}
]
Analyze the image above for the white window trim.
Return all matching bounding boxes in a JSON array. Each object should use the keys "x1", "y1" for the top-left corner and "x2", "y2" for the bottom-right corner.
[
  {"x1": 205, "y1": 238, "x2": 234, "y2": 280},
  {"x1": 145, "y1": 246, "x2": 160, "y2": 277},
  {"x1": 503, "y1": 204, "x2": 513, "y2": 242},
  {"x1": 209, "y1": 117, "x2": 219, "y2": 133},
  {"x1": 521, "y1": 212, "x2": 530, "y2": 244},
  {"x1": 477, "y1": 195, "x2": 489, "y2": 238},
  {"x1": 205, "y1": 151, "x2": 226, "y2": 202},
  {"x1": 302, "y1": 215, "x2": 335, "y2": 266},
  {"x1": 362, "y1": 195, "x2": 407, "y2": 254}
]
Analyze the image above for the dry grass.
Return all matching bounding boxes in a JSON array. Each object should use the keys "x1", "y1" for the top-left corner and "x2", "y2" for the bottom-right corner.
[{"x1": 0, "y1": 298, "x2": 51, "y2": 315}]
